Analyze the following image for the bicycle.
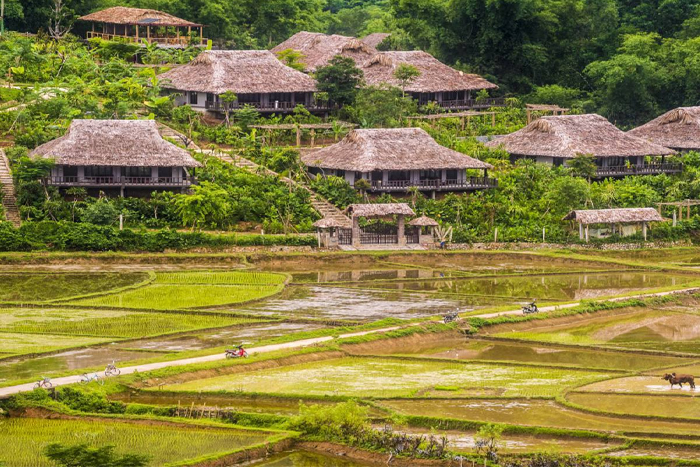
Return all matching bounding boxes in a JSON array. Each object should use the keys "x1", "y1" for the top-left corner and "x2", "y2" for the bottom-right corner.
[
  {"x1": 80, "y1": 372, "x2": 104, "y2": 385},
  {"x1": 33, "y1": 377, "x2": 52, "y2": 389},
  {"x1": 105, "y1": 360, "x2": 120, "y2": 377}
]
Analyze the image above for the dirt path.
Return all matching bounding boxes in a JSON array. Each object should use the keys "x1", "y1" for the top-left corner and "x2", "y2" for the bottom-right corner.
[
  {"x1": 0, "y1": 327, "x2": 401, "y2": 398},
  {"x1": 1, "y1": 286, "x2": 697, "y2": 398}
]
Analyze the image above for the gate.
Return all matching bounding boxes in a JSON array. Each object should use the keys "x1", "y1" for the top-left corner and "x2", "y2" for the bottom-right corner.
[
  {"x1": 360, "y1": 223, "x2": 398, "y2": 244},
  {"x1": 405, "y1": 227, "x2": 420, "y2": 244},
  {"x1": 338, "y1": 228, "x2": 353, "y2": 245}
]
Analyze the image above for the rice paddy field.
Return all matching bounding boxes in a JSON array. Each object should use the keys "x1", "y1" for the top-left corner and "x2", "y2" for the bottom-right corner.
[{"x1": 6, "y1": 250, "x2": 700, "y2": 465}]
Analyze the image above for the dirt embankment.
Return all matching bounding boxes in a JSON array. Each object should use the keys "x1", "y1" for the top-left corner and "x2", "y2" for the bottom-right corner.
[
  {"x1": 299, "y1": 441, "x2": 461, "y2": 467},
  {"x1": 342, "y1": 331, "x2": 465, "y2": 356},
  {"x1": 141, "y1": 350, "x2": 345, "y2": 388}
]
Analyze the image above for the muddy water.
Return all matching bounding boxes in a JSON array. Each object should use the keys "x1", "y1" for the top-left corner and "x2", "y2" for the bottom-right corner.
[
  {"x1": 250, "y1": 451, "x2": 378, "y2": 467},
  {"x1": 0, "y1": 347, "x2": 148, "y2": 383},
  {"x1": 577, "y1": 375, "x2": 700, "y2": 394},
  {"x1": 607, "y1": 446, "x2": 700, "y2": 459},
  {"x1": 352, "y1": 272, "x2": 693, "y2": 301},
  {"x1": 395, "y1": 340, "x2": 690, "y2": 371},
  {"x1": 118, "y1": 322, "x2": 324, "y2": 352},
  {"x1": 568, "y1": 392, "x2": 700, "y2": 419},
  {"x1": 380, "y1": 399, "x2": 700, "y2": 436},
  {"x1": 239, "y1": 286, "x2": 498, "y2": 321}
]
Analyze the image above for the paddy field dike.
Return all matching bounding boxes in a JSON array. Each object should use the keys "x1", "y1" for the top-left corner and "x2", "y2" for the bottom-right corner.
[{"x1": 3, "y1": 248, "x2": 700, "y2": 466}]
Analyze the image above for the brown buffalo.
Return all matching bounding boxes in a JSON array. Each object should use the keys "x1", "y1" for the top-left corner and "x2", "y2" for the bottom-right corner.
[{"x1": 663, "y1": 373, "x2": 695, "y2": 389}]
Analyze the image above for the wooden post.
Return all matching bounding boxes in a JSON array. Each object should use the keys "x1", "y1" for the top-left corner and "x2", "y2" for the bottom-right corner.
[
  {"x1": 494, "y1": 227, "x2": 498, "y2": 243},
  {"x1": 585, "y1": 225, "x2": 589, "y2": 243},
  {"x1": 673, "y1": 209, "x2": 677, "y2": 227},
  {"x1": 176, "y1": 28, "x2": 180, "y2": 44},
  {"x1": 526, "y1": 109, "x2": 531, "y2": 124},
  {"x1": 687, "y1": 200, "x2": 690, "y2": 219},
  {"x1": 310, "y1": 129, "x2": 316, "y2": 147},
  {"x1": 146, "y1": 25, "x2": 150, "y2": 42},
  {"x1": 579, "y1": 223, "x2": 583, "y2": 240},
  {"x1": 642, "y1": 222, "x2": 647, "y2": 241},
  {"x1": 296, "y1": 126, "x2": 301, "y2": 147},
  {"x1": 135, "y1": 25, "x2": 139, "y2": 41},
  {"x1": 397, "y1": 214, "x2": 406, "y2": 246},
  {"x1": 679, "y1": 206, "x2": 683, "y2": 221},
  {"x1": 199, "y1": 26, "x2": 203, "y2": 45},
  {"x1": 491, "y1": 112, "x2": 496, "y2": 126}
]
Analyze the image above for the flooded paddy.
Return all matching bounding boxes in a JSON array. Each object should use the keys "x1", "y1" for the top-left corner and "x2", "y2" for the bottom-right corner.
[
  {"x1": 162, "y1": 357, "x2": 609, "y2": 397},
  {"x1": 607, "y1": 445, "x2": 700, "y2": 459},
  {"x1": 251, "y1": 451, "x2": 378, "y2": 467},
  {"x1": 349, "y1": 272, "x2": 695, "y2": 301},
  {"x1": 0, "y1": 272, "x2": 148, "y2": 302},
  {"x1": 576, "y1": 375, "x2": 700, "y2": 394},
  {"x1": 117, "y1": 322, "x2": 324, "y2": 352},
  {"x1": 567, "y1": 392, "x2": 700, "y2": 419},
  {"x1": 387, "y1": 339, "x2": 690, "y2": 371},
  {"x1": 0, "y1": 347, "x2": 149, "y2": 383},
  {"x1": 379, "y1": 399, "x2": 700, "y2": 437}
]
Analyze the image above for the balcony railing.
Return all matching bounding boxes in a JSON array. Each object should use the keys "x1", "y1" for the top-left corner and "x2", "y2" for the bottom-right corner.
[
  {"x1": 594, "y1": 163, "x2": 683, "y2": 177},
  {"x1": 421, "y1": 98, "x2": 506, "y2": 110},
  {"x1": 369, "y1": 177, "x2": 498, "y2": 192},
  {"x1": 204, "y1": 100, "x2": 333, "y2": 112},
  {"x1": 86, "y1": 31, "x2": 207, "y2": 46},
  {"x1": 47, "y1": 176, "x2": 194, "y2": 187}
]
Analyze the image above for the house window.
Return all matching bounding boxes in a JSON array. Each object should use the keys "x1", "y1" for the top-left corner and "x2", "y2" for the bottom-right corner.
[
  {"x1": 446, "y1": 169, "x2": 459, "y2": 180},
  {"x1": 63, "y1": 166, "x2": 78, "y2": 177},
  {"x1": 189, "y1": 91, "x2": 198, "y2": 105},
  {"x1": 122, "y1": 167, "x2": 152, "y2": 177},
  {"x1": 336, "y1": 169, "x2": 346, "y2": 178},
  {"x1": 354, "y1": 172, "x2": 363, "y2": 181},
  {"x1": 206, "y1": 93, "x2": 215, "y2": 103},
  {"x1": 389, "y1": 171, "x2": 410, "y2": 181},
  {"x1": 158, "y1": 167, "x2": 173, "y2": 178},
  {"x1": 85, "y1": 166, "x2": 113, "y2": 177},
  {"x1": 420, "y1": 169, "x2": 440, "y2": 180}
]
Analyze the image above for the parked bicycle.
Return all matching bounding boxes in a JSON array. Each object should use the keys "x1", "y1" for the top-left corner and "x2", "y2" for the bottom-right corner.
[
  {"x1": 33, "y1": 376, "x2": 52, "y2": 389},
  {"x1": 522, "y1": 301, "x2": 539, "y2": 315},
  {"x1": 80, "y1": 372, "x2": 104, "y2": 385},
  {"x1": 443, "y1": 311, "x2": 460, "y2": 324},
  {"x1": 105, "y1": 360, "x2": 120, "y2": 377}
]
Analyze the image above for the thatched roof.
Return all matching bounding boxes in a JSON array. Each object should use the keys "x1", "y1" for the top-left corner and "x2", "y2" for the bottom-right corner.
[
  {"x1": 346, "y1": 203, "x2": 415, "y2": 217},
  {"x1": 562, "y1": 208, "x2": 664, "y2": 224},
  {"x1": 409, "y1": 215, "x2": 439, "y2": 226},
  {"x1": 158, "y1": 50, "x2": 317, "y2": 94},
  {"x1": 301, "y1": 128, "x2": 492, "y2": 172},
  {"x1": 628, "y1": 107, "x2": 700, "y2": 151},
  {"x1": 30, "y1": 120, "x2": 202, "y2": 167},
  {"x1": 313, "y1": 217, "x2": 352, "y2": 228},
  {"x1": 361, "y1": 51, "x2": 497, "y2": 93},
  {"x1": 361, "y1": 33, "x2": 390, "y2": 48},
  {"x1": 271, "y1": 31, "x2": 376, "y2": 71},
  {"x1": 485, "y1": 114, "x2": 676, "y2": 159},
  {"x1": 79, "y1": 7, "x2": 200, "y2": 27}
]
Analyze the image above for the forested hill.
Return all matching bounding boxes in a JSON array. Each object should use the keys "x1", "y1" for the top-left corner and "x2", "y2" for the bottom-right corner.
[{"x1": 8, "y1": 0, "x2": 700, "y2": 125}]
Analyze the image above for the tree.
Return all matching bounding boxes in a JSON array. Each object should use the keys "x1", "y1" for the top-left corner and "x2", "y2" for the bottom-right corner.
[
  {"x1": 393, "y1": 63, "x2": 420, "y2": 97},
  {"x1": 81, "y1": 199, "x2": 118, "y2": 226},
  {"x1": 314, "y1": 55, "x2": 364, "y2": 107},
  {"x1": 275, "y1": 49, "x2": 306, "y2": 72},
  {"x1": 219, "y1": 91, "x2": 238, "y2": 127},
  {"x1": 44, "y1": 443, "x2": 148, "y2": 467},
  {"x1": 568, "y1": 153, "x2": 598, "y2": 180},
  {"x1": 47, "y1": 0, "x2": 73, "y2": 40},
  {"x1": 347, "y1": 84, "x2": 417, "y2": 127},
  {"x1": 174, "y1": 181, "x2": 230, "y2": 230},
  {"x1": 473, "y1": 423, "x2": 503, "y2": 462}
]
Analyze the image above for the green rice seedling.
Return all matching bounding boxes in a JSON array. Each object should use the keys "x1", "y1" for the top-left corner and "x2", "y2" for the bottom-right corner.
[
  {"x1": 0, "y1": 332, "x2": 110, "y2": 355},
  {"x1": 155, "y1": 271, "x2": 286, "y2": 286},
  {"x1": 0, "y1": 418, "x2": 274, "y2": 467}
]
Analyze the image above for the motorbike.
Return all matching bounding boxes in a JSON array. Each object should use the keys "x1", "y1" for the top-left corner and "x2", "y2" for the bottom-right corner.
[
  {"x1": 443, "y1": 311, "x2": 460, "y2": 324},
  {"x1": 225, "y1": 345, "x2": 249, "y2": 359},
  {"x1": 522, "y1": 301, "x2": 539, "y2": 315}
]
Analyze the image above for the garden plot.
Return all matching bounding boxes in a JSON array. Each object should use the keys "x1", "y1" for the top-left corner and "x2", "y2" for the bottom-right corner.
[
  {"x1": 388, "y1": 339, "x2": 690, "y2": 371},
  {"x1": 350, "y1": 272, "x2": 696, "y2": 301},
  {"x1": 69, "y1": 270, "x2": 286, "y2": 310},
  {"x1": 567, "y1": 392, "x2": 700, "y2": 419},
  {"x1": 162, "y1": 357, "x2": 609, "y2": 397},
  {"x1": 0, "y1": 332, "x2": 109, "y2": 356},
  {"x1": 0, "y1": 307, "x2": 268, "y2": 338},
  {"x1": 0, "y1": 418, "x2": 277, "y2": 467},
  {"x1": 240, "y1": 286, "x2": 506, "y2": 321},
  {"x1": 0, "y1": 272, "x2": 148, "y2": 302},
  {"x1": 576, "y1": 375, "x2": 700, "y2": 394},
  {"x1": 380, "y1": 399, "x2": 700, "y2": 437}
]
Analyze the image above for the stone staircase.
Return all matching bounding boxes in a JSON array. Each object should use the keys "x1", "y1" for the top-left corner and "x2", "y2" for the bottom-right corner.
[
  {"x1": 157, "y1": 123, "x2": 200, "y2": 151},
  {"x1": 0, "y1": 150, "x2": 21, "y2": 227}
]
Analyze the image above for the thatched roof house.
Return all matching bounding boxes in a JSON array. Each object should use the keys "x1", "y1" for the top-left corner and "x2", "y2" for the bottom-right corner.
[
  {"x1": 313, "y1": 217, "x2": 351, "y2": 228},
  {"x1": 31, "y1": 120, "x2": 201, "y2": 196},
  {"x1": 409, "y1": 215, "x2": 439, "y2": 226},
  {"x1": 628, "y1": 107, "x2": 700, "y2": 151},
  {"x1": 271, "y1": 31, "x2": 377, "y2": 71},
  {"x1": 563, "y1": 208, "x2": 663, "y2": 224},
  {"x1": 31, "y1": 120, "x2": 200, "y2": 167},
  {"x1": 159, "y1": 50, "x2": 317, "y2": 95},
  {"x1": 361, "y1": 33, "x2": 390, "y2": 48},
  {"x1": 303, "y1": 128, "x2": 495, "y2": 193},
  {"x1": 79, "y1": 6, "x2": 201, "y2": 27},
  {"x1": 346, "y1": 203, "x2": 415, "y2": 217},
  {"x1": 303, "y1": 128, "x2": 491, "y2": 172},
  {"x1": 362, "y1": 51, "x2": 497, "y2": 93}
]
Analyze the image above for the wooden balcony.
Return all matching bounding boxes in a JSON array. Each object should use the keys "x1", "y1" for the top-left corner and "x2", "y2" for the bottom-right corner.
[
  {"x1": 204, "y1": 100, "x2": 333, "y2": 113},
  {"x1": 86, "y1": 31, "x2": 207, "y2": 47},
  {"x1": 423, "y1": 98, "x2": 507, "y2": 110},
  {"x1": 369, "y1": 177, "x2": 498, "y2": 192},
  {"x1": 47, "y1": 176, "x2": 195, "y2": 187},
  {"x1": 594, "y1": 163, "x2": 683, "y2": 178}
]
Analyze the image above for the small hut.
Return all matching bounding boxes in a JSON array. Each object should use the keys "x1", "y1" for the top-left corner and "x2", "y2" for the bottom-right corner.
[
  {"x1": 361, "y1": 33, "x2": 391, "y2": 49},
  {"x1": 271, "y1": 31, "x2": 377, "y2": 72},
  {"x1": 361, "y1": 51, "x2": 499, "y2": 110},
  {"x1": 313, "y1": 217, "x2": 352, "y2": 248},
  {"x1": 486, "y1": 114, "x2": 678, "y2": 177},
  {"x1": 302, "y1": 128, "x2": 495, "y2": 195},
  {"x1": 79, "y1": 6, "x2": 205, "y2": 46},
  {"x1": 346, "y1": 203, "x2": 415, "y2": 247},
  {"x1": 563, "y1": 208, "x2": 664, "y2": 242},
  {"x1": 158, "y1": 50, "x2": 325, "y2": 114},
  {"x1": 628, "y1": 107, "x2": 700, "y2": 152},
  {"x1": 408, "y1": 215, "x2": 439, "y2": 245},
  {"x1": 30, "y1": 119, "x2": 202, "y2": 197}
]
